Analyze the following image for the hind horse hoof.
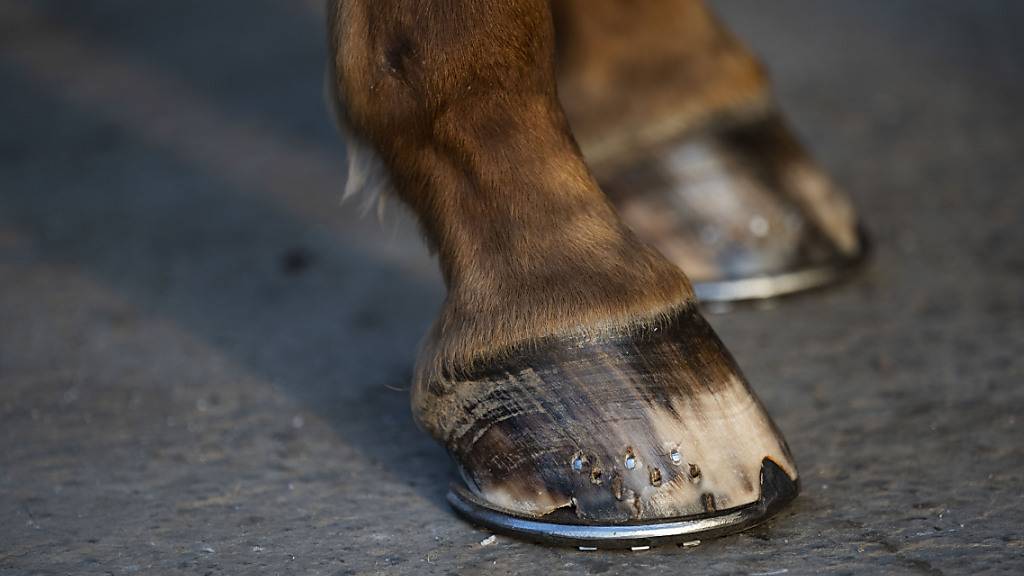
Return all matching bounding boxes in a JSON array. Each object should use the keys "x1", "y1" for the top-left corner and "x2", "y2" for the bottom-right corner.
[{"x1": 597, "y1": 112, "x2": 869, "y2": 303}]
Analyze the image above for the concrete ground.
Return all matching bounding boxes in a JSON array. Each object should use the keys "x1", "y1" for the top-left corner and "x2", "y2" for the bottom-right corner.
[{"x1": 2, "y1": 1, "x2": 1022, "y2": 574}]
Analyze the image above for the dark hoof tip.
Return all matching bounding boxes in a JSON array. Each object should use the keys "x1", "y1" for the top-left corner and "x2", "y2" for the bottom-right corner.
[{"x1": 446, "y1": 457, "x2": 799, "y2": 549}]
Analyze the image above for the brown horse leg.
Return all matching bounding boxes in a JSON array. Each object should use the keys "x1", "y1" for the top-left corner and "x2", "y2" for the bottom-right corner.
[
  {"x1": 328, "y1": 0, "x2": 797, "y2": 545},
  {"x1": 556, "y1": 0, "x2": 867, "y2": 302}
]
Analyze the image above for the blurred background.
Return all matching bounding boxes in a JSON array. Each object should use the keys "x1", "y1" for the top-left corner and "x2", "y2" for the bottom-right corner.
[{"x1": 1, "y1": 1, "x2": 1022, "y2": 574}]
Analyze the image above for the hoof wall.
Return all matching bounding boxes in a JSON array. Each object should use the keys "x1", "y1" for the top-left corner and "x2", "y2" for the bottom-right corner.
[
  {"x1": 693, "y1": 225, "x2": 870, "y2": 303},
  {"x1": 447, "y1": 457, "x2": 798, "y2": 549}
]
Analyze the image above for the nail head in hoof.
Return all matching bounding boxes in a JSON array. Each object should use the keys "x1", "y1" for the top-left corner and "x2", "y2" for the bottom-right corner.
[
  {"x1": 689, "y1": 463, "x2": 702, "y2": 480},
  {"x1": 624, "y1": 448, "x2": 637, "y2": 470},
  {"x1": 571, "y1": 453, "x2": 587, "y2": 472}
]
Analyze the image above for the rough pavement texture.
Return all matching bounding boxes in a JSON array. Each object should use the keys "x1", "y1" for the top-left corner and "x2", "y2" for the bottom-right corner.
[{"x1": 2, "y1": 1, "x2": 1022, "y2": 574}]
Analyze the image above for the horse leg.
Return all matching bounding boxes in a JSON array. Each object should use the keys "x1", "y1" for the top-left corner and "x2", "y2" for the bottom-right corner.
[
  {"x1": 328, "y1": 0, "x2": 797, "y2": 546},
  {"x1": 556, "y1": 0, "x2": 867, "y2": 302}
]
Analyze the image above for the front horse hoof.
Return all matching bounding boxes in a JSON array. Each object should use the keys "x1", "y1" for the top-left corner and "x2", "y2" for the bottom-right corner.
[
  {"x1": 414, "y1": 305, "x2": 799, "y2": 548},
  {"x1": 598, "y1": 112, "x2": 869, "y2": 303}
]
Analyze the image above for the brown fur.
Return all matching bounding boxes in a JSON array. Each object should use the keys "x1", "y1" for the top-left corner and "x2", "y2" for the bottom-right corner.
[
  {"x1": 328, "y1": 0, "x2": 694, "y2": 388},
  {"x1": 553, "y1": 0, "x2": 771, "y2": 172}
]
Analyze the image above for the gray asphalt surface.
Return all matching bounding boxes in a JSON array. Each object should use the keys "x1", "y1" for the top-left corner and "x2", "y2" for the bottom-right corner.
[{"x1": 2, "y1": 1, "x2": 1023, "y2": 574}]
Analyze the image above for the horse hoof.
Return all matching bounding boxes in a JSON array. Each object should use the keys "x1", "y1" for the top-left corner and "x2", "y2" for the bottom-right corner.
[
  {"x1": 597, "y1": 112, "x2": 869, "y2": 303},
  {"x1": 414, "y1": 304, "x2": 799, "y2": 547}
]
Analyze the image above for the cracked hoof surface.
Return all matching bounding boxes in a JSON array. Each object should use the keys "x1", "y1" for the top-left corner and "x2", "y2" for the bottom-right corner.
[
  {"x1": 416, "y1": 304, "x2": 798, "y2": 544},
  {"x1": 599, "y1": 112, "x2": 869, "y2": 302}
]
